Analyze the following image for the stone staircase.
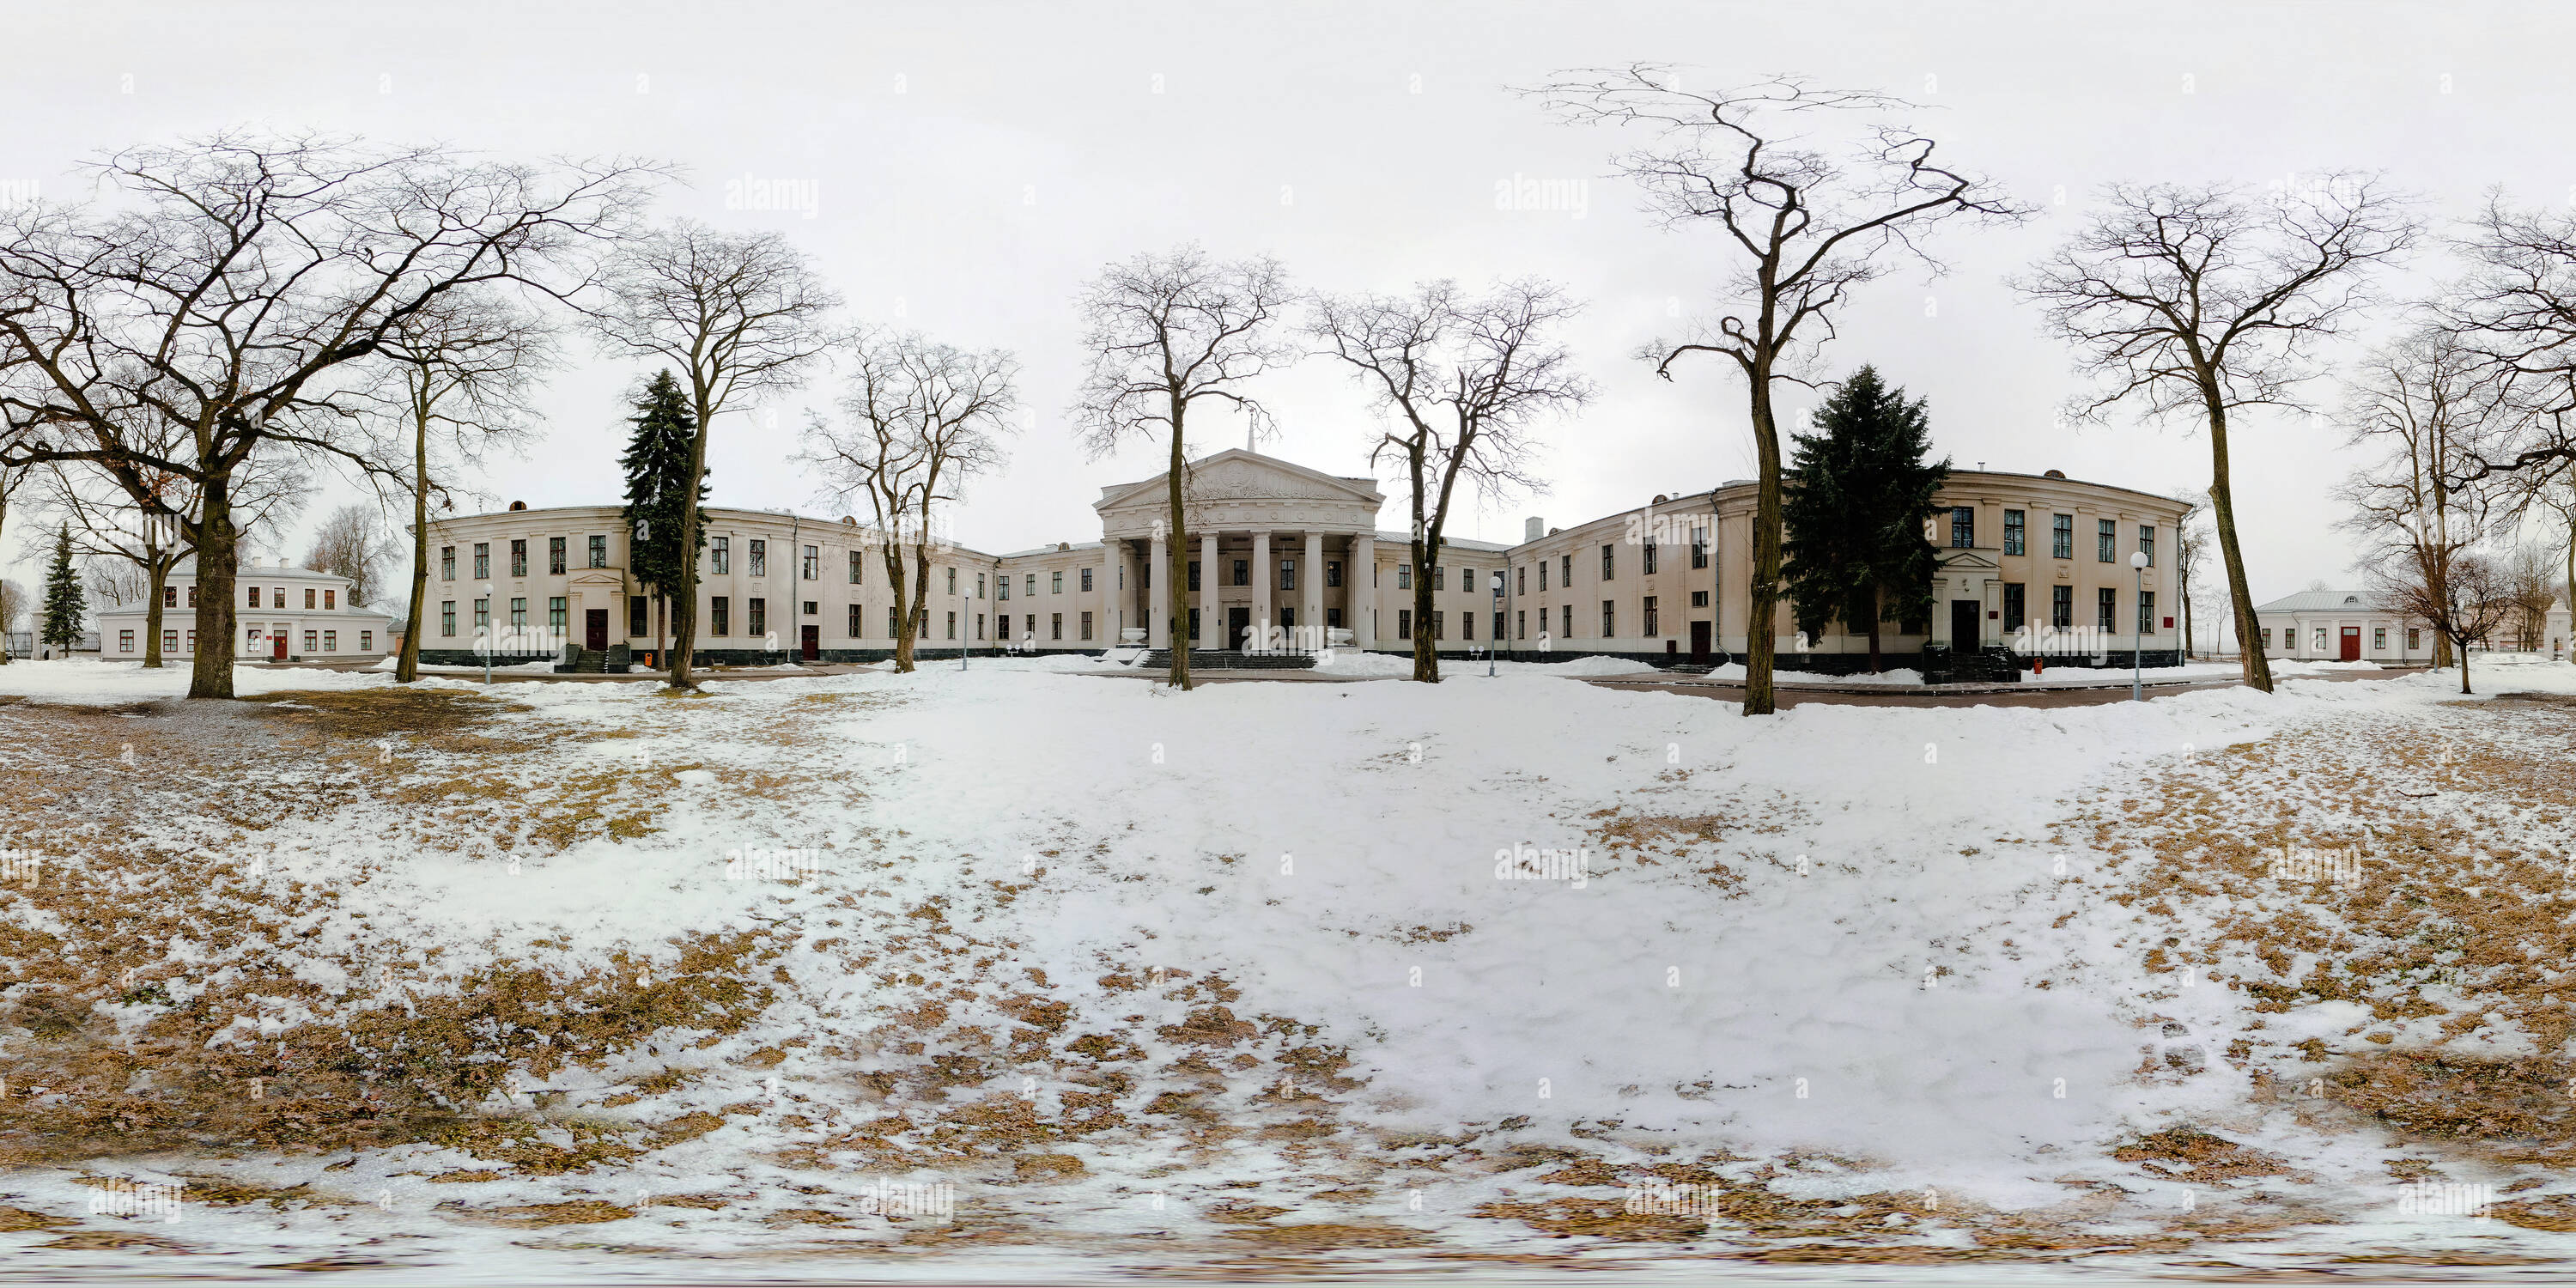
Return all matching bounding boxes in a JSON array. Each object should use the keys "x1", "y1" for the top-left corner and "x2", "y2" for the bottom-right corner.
[
  {"x1": 1921, "y1": 644, "x2": 2023, "y2": 684},
  {"x1": 1134, "y1": 649, "x2": 1317, "y2": 671},
  {"x1": 554, "y1": 643, "x2": 633, "y2": 675}
]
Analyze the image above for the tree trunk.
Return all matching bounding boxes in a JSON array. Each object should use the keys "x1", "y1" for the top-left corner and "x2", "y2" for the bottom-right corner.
[
  {"x1": 398, "y1": 406, "x2": 430, "y2": 683},
  {"x1": 884, "y1": 539, "x2": 914, "y2": 672},
  {"x1": 668, "y1": 394, "x2": 714, "y2": 690},
  {"x1": 1164, "y1": 410, "x2": 1192, "y2": 690},
  {"x1": 1866, "y1": 587, "x2": 1882, "y2": 674},
  {"x1": 0, "y1": 491, "x2": 11, "y2": 665},
  {"x1": 1743, "y1": 372, "x2": 1783, "y2": 715},
  {"x1": 144, "y1": 563, "x2": 170, "y2": 669},
  {"x1": 912, "y1": 542, "x2": 933, "y2": 666},
  {"x1": 2203, "y1": 402, "x2": 2273, "y2": 693},
  {"x1": 2180, "y1": 577, "x2": 2194, "y2": 660},
  {"x1": 190, "y1": 475, "x2": 239, "y2": 699},
  {"x1": 2459, "y1": 633, "x2": 2473, "y2": 694},
  {"x1": 1411, "y1": 550, "x2": 1439, "y2": 683}
]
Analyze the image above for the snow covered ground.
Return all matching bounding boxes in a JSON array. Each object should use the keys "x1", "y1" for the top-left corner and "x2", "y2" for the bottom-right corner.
[{"x1": 0, "y1": 655, "x2": 2572, "y2": 1277}]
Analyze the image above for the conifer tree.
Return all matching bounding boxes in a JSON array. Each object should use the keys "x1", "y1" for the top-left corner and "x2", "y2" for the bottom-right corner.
[
  {"x1": 1783, "y1": 366, "x2": 1950, "y2": 672},
  {"x1": 620, "y1": 370, "x2": 706, "y2": 663},
  {"x1": 39, "y1": 524, "x2": 88, "y2": 658}
]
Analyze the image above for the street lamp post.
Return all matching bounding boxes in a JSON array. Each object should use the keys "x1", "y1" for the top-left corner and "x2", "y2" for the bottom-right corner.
[
  {"x1": 481, "y1": 581, "x2": 494, "y2": 685},
  {"x1": 1489, "y1": 571, "x2": 1504, "y2": 677},
  {"x1": 2128, "y1": 551, "x2": 2148, "y2": 702}
]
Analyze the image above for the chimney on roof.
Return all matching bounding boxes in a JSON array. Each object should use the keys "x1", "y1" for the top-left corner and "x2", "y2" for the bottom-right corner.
[{"x1": 1525, "y1": 516, "x2": 1545, "y2": 542}]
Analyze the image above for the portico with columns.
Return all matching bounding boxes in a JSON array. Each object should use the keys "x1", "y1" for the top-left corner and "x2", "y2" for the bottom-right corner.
[{"x1": 1094, "y1": 449, "x2": 1384, "y2": 653}]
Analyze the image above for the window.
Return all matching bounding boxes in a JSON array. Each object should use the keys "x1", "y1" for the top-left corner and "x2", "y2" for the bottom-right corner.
[
  {"x1": 511, "y1": 538, "x2": 528, "y2": 577},
  {"x1": 1561, "y1": 604, "x2": 1572, "y2": 637},
  {"x1": 947, "y1": 611, "x2": 957, "y2": 640},
  {"x1": 2137, "y1": 591, "x2": 2155, "y2": 635},
  {"x1": 1516, "y1": 610, "x2": 1527, "y2": 639},
  {"x1": 2312, "y1": 628, "x2": 2326, "y2": 650},
  {"x1": 2050, "y1": 585, "x2": 2073, "y2": 629},
  {"x1": 361, "y1": 631, "x2": 372, "y2": 652},
  {"x1": 163, "y1": 585, "x2": 177, "y2": 608},
  {"x1": 712, "y1": 598, "x2": 730, "y2": 636},
  {"x1": 631, "y1": 597, "x2": 647, "y2": 637},
  {"x1": 805, "y1": 545, "x2": 819, "y2": 580},
  {"x1": 1324, "y1": 562, "x2": 1340, "y2": 588},
  {"x1": 802, "y1": 600, "x2": 816, "y2": 617},
  {"x1": 1018, "y1": 613, "x2": 1031, "y2": 640},
  {"x1": 1052, "y1": 570, "x2": 1064, "y2": 594},
  {"x1": 1398, "y1": 609, "x2": 1413, "y2": 639},
  {"x1": 1561, "y1": 554, "x2": 1573, "y2": 586},
  {"x1": 749, "y1": 539, "x2": 767, "y2": 577},
  {"x1": 920, "y1": 611, "x2": 932, "y2": 641},
  {"x1": 592, "y1": 535, "x2": 608, "y2": 569},
  {"x1": 190, "y1": 586, "x2": 198, "y2": 608},
  {"x1": 2096, "y1": 519, "x2": 2115, "y2": 563},
  {"x1": 2138, "y1": 525, "x2": 2155, "y2": 567},
  {"x1": 1643, "y1": 540, "x2": 1658, "y2": 574},
  {"x1": 1461, "y1": 568, "x2": 1474, "y2": 595},
  {"x1": 2004, "y1": 509, "x2": 2025, "y2": 556},
  {"x1": 848, "y1": 604, "x2": 862, "y2": 637},
  {"x1": 118, "y1": 629, "x2": 133, "y2": 653},
  {"x1": 2003, "y1": 583, "x2": 2026, "y2": 631},
  {"x1": 2407, "y1": 628, "x2": 2421, "y2": 650},
  {"x1": 1601, "y1": 600, "x2": 1616, "y2": 637},
  {"x1": 324, "y1": 589, "x2": 335, "y2": 610},
  {"x1": 1692, "y1": 526, "x2": 1710, "y2": 568},
  {"x1": 1396, "y1": 564, "x2": 1411, "y2": 590},
  {"x1": 164, "y1": 629, "x2": 178, "y2": 654},
  {"x1": 2096, "y1": 586, "x2": 2116, "y2": 633},
  {"x1": 1643, "y1": 596, "x2": 1660, "y2": 636},
  {"x1": 1082, "y1": 567, "x2": 1094, "y2": 592},
  {"x1": 2373, "y1": 627, "x2": 2386, "y2": 650},
  {"x1": 748, "y1": 598, "x2": 767, "y2": 638},
  {"x1": 977, "y1": 573, "x2": 986, "y2": 598},
  {"x1": 947, "y1": 567, "x2": 957, "y2": 595},
  {"x1": 1188, "y1": 608, "x2": 1200, "y2": 641},
  {"x1": 1232, "y1": 558, "x2": 1249, "y2": 587},
  {"x1": 1433, "y1": 611, "x2": 1445, "y2": 641},
  {"x1": 246, "y1": 586, "x2": 260, "y2": 608},
  {"x1": 1080, "y1": 611, "x2": 1093, "y2": 641},
  {"x1": 849, "y1": 550, "x2": 863, "y2": 584},
  {"x1": 1516, "y1": 567, "x2": 1527, "y2": 595},
  {"x1": 2260, "y1": 628, "x2": 2273, "y2": 649},
  {"x1": 888, "y1": 605, "x2": 898, "y2": 636},
  {"x1": 1601, "y1": 544, "x2": 1615, "y2": 580},
  {"x1": 1025, "y1": 574, "x2": 1036, "y2": 598},
  {"x1": 1280, "y1": 560, "x2": 1296, "y2": 592},
  {"x1": 303, "y1": 630, "x2": 318, "y2": 653},
  {"x1": 1691, "y1": 589, "x2": 1709, "y2": 607},
  {"x1": 323, "y1": 630, "x2": 337, "y2": 652},
  {"x1": 1186, "y1": 560, "x2": 1201, "y2": 592},
  {"x1": 1433, "y1": 565, "x2": 1444, "y2": 592},
  {"x1": 549, "y1": 596, "x2": 567, "y2": 638},
  {"x1": 441, "y1": 545, "x2": 455, "y2": 580},
  {"x1": 976, "y1": 613, "x2": 985, "y2": 640},
  {"x1": 510, "y1": 598, "x2": 527, "y2": 632},
  {"x1": 1951, "y1": 507, "x2": 1975, "y2": 549},
  {"x1": 2050, "y1": 515, "x2": 2072, "y2": 560},
  {"x1": 273, "y1": 586, "x2": 284, "y2": 607},
  {"x1": 712, "y1": 537, "x2": 730, "y2": 574},
  {"x1": 301, "y1": 587, "x2": 313, "y2": 610},
  {"x1": 1050, "y1": 612, "x2": 1063, "y2": 641},
  {"x1": 549, "y1": 536, "x2": 565, "y2": 574},
  {"x1": 473, "y1": 542, "x2": 489, "y2": 579},
  {"x1": 1538, "y1": 561, "x2": 1548, "y2": 592},
  {"x1": 999, "y1": 576, "x2": 1011, "y2": 601},
  {"x1": 474, "y1": 598, "x2": 489, "y2": 632}
]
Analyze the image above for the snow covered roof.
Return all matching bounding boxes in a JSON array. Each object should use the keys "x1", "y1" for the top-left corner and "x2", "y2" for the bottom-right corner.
[
  {"x1": 1377, "y1": 530, "x2": 1513, "y2": 553},
  {"x1": 2254, "y1": 590, "x2": 2388, "y2": 614}
]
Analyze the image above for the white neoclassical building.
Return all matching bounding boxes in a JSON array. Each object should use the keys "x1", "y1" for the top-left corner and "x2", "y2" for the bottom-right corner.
[
  {"x1": 94, "y1": 556, "x2": 398, "y2": 662},
  {"x1": 409, "y1": 449, "x2": 2192, "y2": 674}
]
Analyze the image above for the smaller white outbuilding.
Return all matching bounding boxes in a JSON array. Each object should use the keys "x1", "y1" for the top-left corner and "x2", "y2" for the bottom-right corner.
[
  {"x1": 94, "y1": 556, "x2": 397, "y2": 662},
  {"x1": 2252, "y1": 590, "x2": 2435, "y2": 664}
]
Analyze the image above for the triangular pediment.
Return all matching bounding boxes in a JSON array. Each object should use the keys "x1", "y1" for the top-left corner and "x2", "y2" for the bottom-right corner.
[{"x1": 1097, "y1": 449, "x2": 1382, "y2": 513}]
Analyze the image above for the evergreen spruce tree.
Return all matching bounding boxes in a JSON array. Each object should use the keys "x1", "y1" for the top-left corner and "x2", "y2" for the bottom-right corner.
[
  {"x1": 1783, "y1": 367, "x2": 1950, "y2": 673},
  {"x1": 39, "y1": 524, "x2": 87, "y2": 658},
  {"x1": 619, "y1": 371, "x2": 707, "y2": 662}
]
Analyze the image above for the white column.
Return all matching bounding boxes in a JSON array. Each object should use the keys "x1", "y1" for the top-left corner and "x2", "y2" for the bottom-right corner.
[
  {"x1": 1351, "y1": 532, "x2": 1375, "y2": 649},
  {"x1": 1251, "y1": 531, "x2": 1272, "y2": 645},
  {"x1": 1148, "y1": 532, "x2": 1169, "y2": 649},
  {"x1": 1112, "y1": 540, "x2": 1135, "y2": 643},
  {"x1": 1302, "y1": 530, "x2": 1322, "y2": 647},
  {"x1": 1199, "y1": 531, "x2": 1218, "y2": 652}
]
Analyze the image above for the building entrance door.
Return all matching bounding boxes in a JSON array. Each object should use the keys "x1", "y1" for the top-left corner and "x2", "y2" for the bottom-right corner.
[
  {"x1": 2339, "y1": 626, "x2": 2361, "y2": 661},
  {"x1": 1227, "y1": 606, "x2": 1251, "y2": 650},
  {"x1": 272, "y1": 631, "x2": 288, "y2": 661},
  {"x1": 801, "y1": 624, "x2": 820, "y2": 660},
  {"x1": 586, "y1": 610, "x2": 609, "y2": 651},
  {"x1": 1690, "y1": 620, "x2": 1712, "y2": 664},
  {"x1": 1950, "y1": 600, "x2": 1982, "y2": 652}
]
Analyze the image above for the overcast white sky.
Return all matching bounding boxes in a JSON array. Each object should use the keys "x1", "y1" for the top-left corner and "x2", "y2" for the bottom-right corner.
[{"x1": 3, "y1": 0, "x2": 2567, "y2": 608}]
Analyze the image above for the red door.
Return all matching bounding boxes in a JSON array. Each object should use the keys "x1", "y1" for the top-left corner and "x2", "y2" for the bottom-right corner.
[
  {"x1": 2338, "y1": 626, "x2": 2361, "y2": 661},
  {"x1": 800, "y1": 624, "x2": 819, "y2": 660},
  {"x1": 271, "y1": 632, "x2": 288, "y2": 661}
]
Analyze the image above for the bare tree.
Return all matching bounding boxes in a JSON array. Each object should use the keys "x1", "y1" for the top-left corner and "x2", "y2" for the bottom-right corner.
[
  {"x1": 81, "y1": 552, "x2": 149, "y2": 610},
  {"x1": 584, "y1": 219, "x2": 841, "y2": 690},
  {"x1": 2173, "y1": 490, "x2": 2208, "y2": 658},
  {"x1": 0, "y1": 131, "x2": 658, "y2": 697},
  {"x1": 1309, "y1": 278, "x2": 1591, "y2": 681},
  {"x1": 0, "y1": 579, "x2": 25, "y2": 651},
  {"x1": 37, "y1": 451, "x2": 302, "y2": 668},
  {"x1": 799, "y1": 329, "x2": 1018, "y2": 672},
  {"x1": 2433, "y1": 192, "x2": 2576, "y2": 488},
  {"x1": 1070, "y1": 246, "x2": 1294, "y2": 691},
  {"x1": 2333, "y1": 326, "x2": 2498, "y2": 668},
  {"x1": 2016, "y1": 173, "x2": 2419, "y2": 693},
  {"x1": 1532, "y1": 68, "x2": 2024, "y2": 714},
  {"x1": 2537, "y1": 475, "x2": 2576, "y2": 659},
  {"x1": 2506, "y1": 539, "x2": 2559, "y2": 649},
  {"x1": 2372, "y1": 543, "x2": 2513, "y2": 694},
  {"x1": 0, "y1": 463, "x2": 27, "y2": 664},
  {"x1": 366, "y1": 295, "x2": 551, "y2": 682},
  {"x1": 304, "y1": 503, "x2": 395, "y2": 608}
]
